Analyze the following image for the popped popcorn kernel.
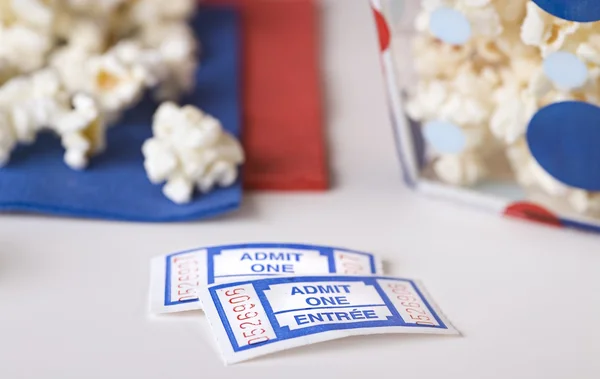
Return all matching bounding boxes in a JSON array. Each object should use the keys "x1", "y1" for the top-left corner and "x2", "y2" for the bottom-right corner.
[
  {"x1": 142, "y1": 103, "x2": 244, "y2": 204},
  {"x1": 0, "y1": 0, "x2": 200, "y2": 172}
]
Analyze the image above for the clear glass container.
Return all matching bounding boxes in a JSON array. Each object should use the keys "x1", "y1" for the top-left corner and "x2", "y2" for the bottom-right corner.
[{"x1": 375, "y1": 0, "x2": 600, "y2": 232}]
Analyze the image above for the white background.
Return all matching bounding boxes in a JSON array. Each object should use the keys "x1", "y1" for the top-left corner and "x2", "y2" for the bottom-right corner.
[{"x1": 1, "y1": 1, "x2": 599, "y2": 378}]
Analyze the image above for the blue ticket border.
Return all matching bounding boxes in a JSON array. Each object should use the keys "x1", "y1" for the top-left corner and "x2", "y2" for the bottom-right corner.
[
  {"x1": 208, "y1": 276, "x2": 448, "y2": 352},
  {"x1": 164, "y1": 243, "x2": 378, "y2": 306}
]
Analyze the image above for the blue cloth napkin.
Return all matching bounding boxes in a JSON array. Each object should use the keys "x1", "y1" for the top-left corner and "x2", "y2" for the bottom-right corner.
[{"x1": 0, "y1": 8, "x2": 242, "y2": 222}]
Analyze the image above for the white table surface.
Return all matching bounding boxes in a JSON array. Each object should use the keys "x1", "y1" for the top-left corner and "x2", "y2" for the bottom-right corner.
[{"x1": 2, "y1": 1, "x2": 599, "y2": 378}]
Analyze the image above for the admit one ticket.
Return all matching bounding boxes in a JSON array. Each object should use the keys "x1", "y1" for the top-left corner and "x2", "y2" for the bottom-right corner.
[
  {"x1": 199, "y1": 275, "x2": 458, "y2": 364},
  {"x1": 149, "y1": 243, "x2": 383, "y2": 314}
]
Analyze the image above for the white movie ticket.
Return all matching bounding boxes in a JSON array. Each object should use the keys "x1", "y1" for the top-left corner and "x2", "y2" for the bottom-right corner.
[
  {"x1": 198, "y1": 275, "x2": 459, "y2": 364},
  {"x1": 149, "y1": 243, "x2": 383, "y2": 314}
]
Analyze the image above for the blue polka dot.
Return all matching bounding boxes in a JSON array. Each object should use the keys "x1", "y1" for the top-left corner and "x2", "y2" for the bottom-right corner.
[
  {"x1": 429, "y1": 7, "x2": 472, "y2": 45},
  {"x1": 532, "y1": 0, "x2": 600, "y2": 22},
  {"x1": 543, "y1": 52, "x2": 588, "y2": 90},
  {"x1": 423, "y1": 120, "x2": 467, "y2": 154},
  {"x1": 527, "y1": 101, "x2": 600, "y2": 191}
]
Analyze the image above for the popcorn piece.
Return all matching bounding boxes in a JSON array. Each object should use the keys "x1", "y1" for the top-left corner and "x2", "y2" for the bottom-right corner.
[
  {"x1": 406, "y1": 80, "x2": 450, "y2": 121},
  {"x1": 51, "y1": 25, "x2": 197, "y2": 119},
  {"x1": 408, "y1": 63, "x2": 499, "y2": 125},
  {"x1": 506, "y1": 138, "x2": 570, "y2": 197},
  {"x1": 577, "y1": 34, "x2": 600, "y2": 66},
  {"x1": 0, "y1": 69, "x2": 105, "y2": 169},
  {"x1": 62, "y1": 134, "x2": 90, "y2": 170},
  {"x1": 433, "y1": 153, "x2": 487, "y2": 186},
  {"x1": 443, "y1": 64, "x2": 499, "y2": 122},
  {"x1": 196, "y1": 160, "x2": 239, "y2": 194},
  {"x1": 520, "y1": 1, "x2": 583, "y2": 56},
  {"x1": 137, "y1": 22, "x2": 198, "y2": 100},
  {"x1": 163, "y1": 173, "x2": 194, "y2": 205},
  {"x1": 142, "y1": 139, "x2": 178, "y2": 184},
  {"x1": 490, "y1": 60, "x2": 540, "y2": 145},
  {"x1": 0, "y1": 69, "x2": 61, "y2": 143},
  {"x1": 0, "y1": 24, "x2": 52, "y2": 79},
  {"x1": 0, "y1": 0, "x2": 56, "y2": 81},
  {"x1": 490, "y1": 86, "x2": 537, "y2": 145},
  {"x1": 10, "y1": 0, "x2": 55, "y2": 31},
  {"x1": 87, "y1": 53, "x2": 146, "y2": 115},
  {"x1": 494, "y1": 26, "x2": 539, "y2": 62},
  {"x1": 56, "y1": 94, "x2": 106, "y2": 169},
  {"x1": 568, "y1": 190, "x2": 600, "y2": 215},
  {"x1": 54, "y1": 16, "x2": 110, "y2": 54},
  {"x1": 49, "y1": 46, "x2": 91, "y2": 94},
  {"x1": 142, "y1": 103, "x2": 244, "y2": 204},
  {"x1": 412, "y1": 35, "x2": 476, "y2": 80}
]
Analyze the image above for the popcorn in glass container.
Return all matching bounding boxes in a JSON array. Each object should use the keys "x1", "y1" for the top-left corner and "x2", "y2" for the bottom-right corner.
[{"x1": 376, "y1": 0, "x2": 600, "y2": 230}]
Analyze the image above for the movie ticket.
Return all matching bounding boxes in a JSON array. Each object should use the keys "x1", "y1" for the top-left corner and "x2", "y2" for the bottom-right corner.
[
  {"x1": 149, "y1": 243, "x2": 382, "y2": 314},
  {"x1": 199, "y1": 275, "x2": 458, "y2": 364}
]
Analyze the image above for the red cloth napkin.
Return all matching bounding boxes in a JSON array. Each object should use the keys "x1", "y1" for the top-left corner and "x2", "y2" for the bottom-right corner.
[{"x1": 205, "y1": 0, "x2": 328, "y2": 190}]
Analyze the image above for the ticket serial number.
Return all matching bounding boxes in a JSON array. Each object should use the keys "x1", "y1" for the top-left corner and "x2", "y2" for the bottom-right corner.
[
  {"x1": 385, "y1": 281, "x2": 439, "y2": 327},
  {"x1": 171, "y1": 254, "x2": 202, "y2": 302},
  {"x1": 222, "y1": 287, "x2": 270, "y2": 346}
]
